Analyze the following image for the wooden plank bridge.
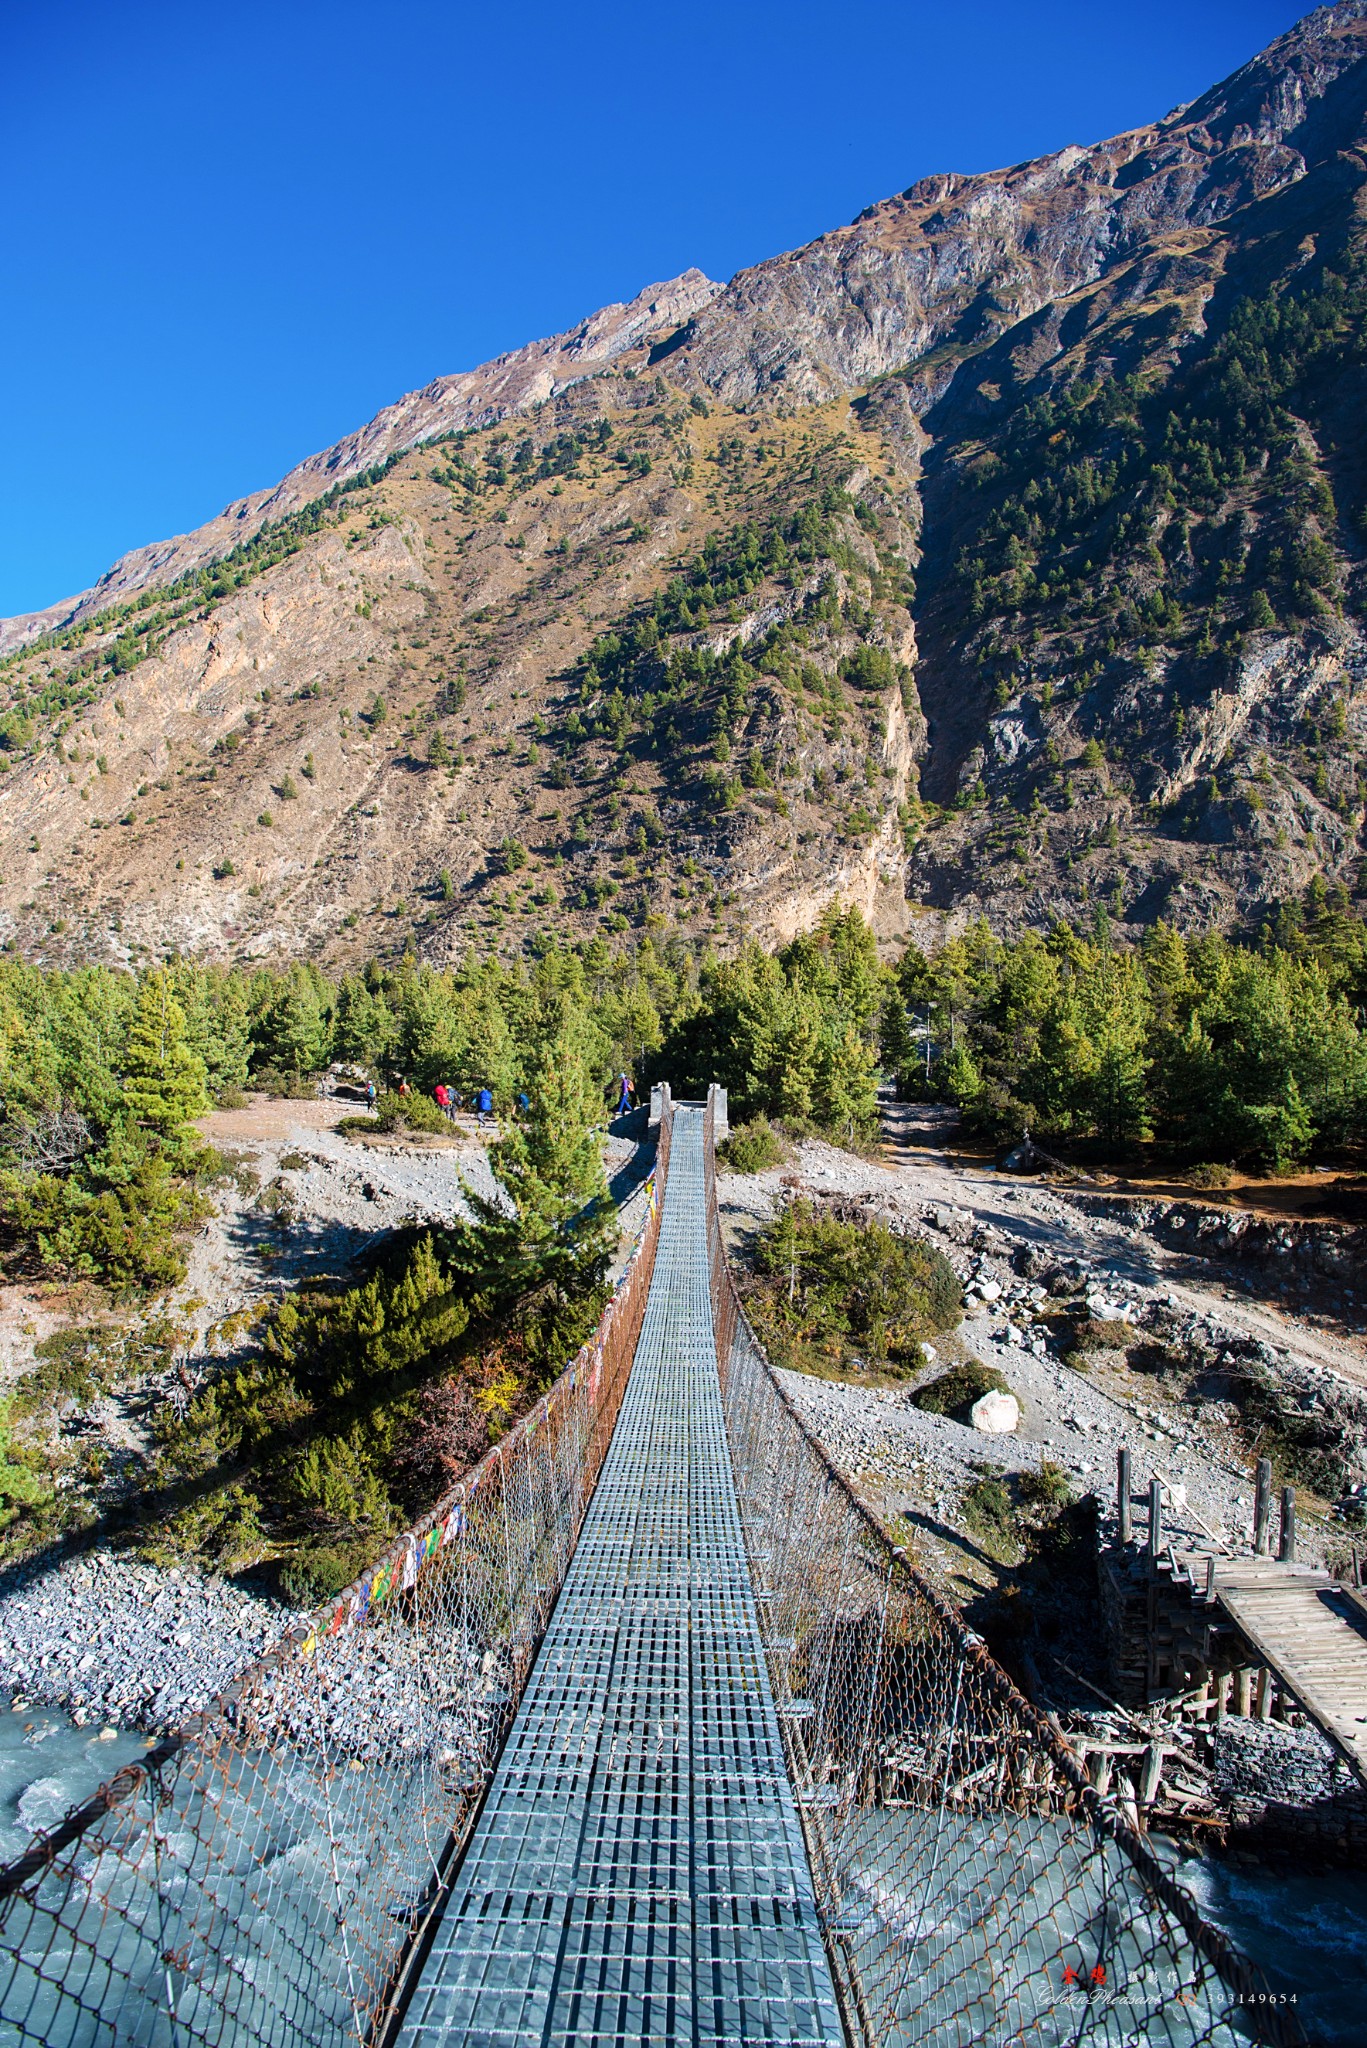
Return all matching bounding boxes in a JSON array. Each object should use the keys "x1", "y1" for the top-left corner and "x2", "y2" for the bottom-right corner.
[{"x1": 1202, "y1": 1555, "x2": 1367, "y2": 1776}]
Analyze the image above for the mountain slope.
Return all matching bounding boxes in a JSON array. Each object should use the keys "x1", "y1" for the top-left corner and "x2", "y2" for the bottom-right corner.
[
  {"x1": 653, "y1": 1, "x2": 1366, "y2": 408},
  {"x1": 0, "y1": 270, "x2": 722, "y2": 658},
  {"x1": 6, "y1": 3, "x2": 1367, "y2": 968}
]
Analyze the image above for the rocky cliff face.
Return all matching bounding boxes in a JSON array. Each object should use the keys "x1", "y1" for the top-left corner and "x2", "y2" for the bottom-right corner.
[
  {"x1": 5, "y1": 3, "x2": 1367, "y2": 966},
  {"x1": 653, "y1": 1, "x2": 1367, "y2": 406}
]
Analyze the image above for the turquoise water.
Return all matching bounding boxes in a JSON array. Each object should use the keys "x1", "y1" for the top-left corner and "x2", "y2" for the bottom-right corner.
[
  {"x1": 1173, "y1": 1851, "x2": 1367, "y2": 2048},
  {"x1": 2, "y1": 1703, "x2": 1364, "y2": 2048},
  {"x1": 0, "y1": 1700, "x2": 150, "y2": 1866}
]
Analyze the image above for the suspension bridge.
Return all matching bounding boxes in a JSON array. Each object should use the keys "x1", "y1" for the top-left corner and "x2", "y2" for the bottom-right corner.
[{"x1": 0, "y1": 1091, "x2": 1302, "y2": 2047}]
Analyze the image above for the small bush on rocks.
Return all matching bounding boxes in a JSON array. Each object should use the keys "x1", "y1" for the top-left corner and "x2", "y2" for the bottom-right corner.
[
  {"x1": 280, "y1": 1543, "x2": 366, "y2": 1606},
  {"x1": 748, "y1": 1202, "x2": 960, "y2": 1378},
  {"x1": 372, "y1": 1090, "x2": 451, "y2": 1135},
  {"x1": 1186, "y1": 1162, "x2": 1234, "y2": 1189},
  {"x1": 0, "y1": 1399, "x2": 52, "y2": 1532},
  {"x1": 1018, "y1": 1459, "x2": 1071, "y2": 1508},
  {"x1": 1064, "y1": 1316, "x2": 1136, "y2": 1371},
  {"x1": 962, "y1": 1470, "x2": 1016, "y2": 1555},
  {"x1": 911, "y1": 1359, "x2": 1010, "y2": 1421},
  {"x1": 720, "y1": 1116, "x2": 786, "y2": 1173}
]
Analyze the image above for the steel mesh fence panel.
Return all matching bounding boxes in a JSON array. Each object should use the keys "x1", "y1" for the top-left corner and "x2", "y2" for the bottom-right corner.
[
  {"x1": 0, "y1": 1111, "x2": 671, "y2": 2048},
  {"x1": 699, "y1": 1089, "x2": 1305, "y2": 2048}
]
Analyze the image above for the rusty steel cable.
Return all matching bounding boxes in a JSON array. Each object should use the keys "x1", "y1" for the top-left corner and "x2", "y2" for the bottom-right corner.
[
  {"x1": 0, "y1": 1116, "x2": 670, "y2": 2048},
  {"x1": 700, "y1": 1087, "x2": 1305, "y2": 2048}
]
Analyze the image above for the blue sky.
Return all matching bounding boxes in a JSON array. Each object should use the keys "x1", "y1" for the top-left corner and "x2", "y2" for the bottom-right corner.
[{"x1": 0, "y1": 0, "x2": 1305, "y2": 618}]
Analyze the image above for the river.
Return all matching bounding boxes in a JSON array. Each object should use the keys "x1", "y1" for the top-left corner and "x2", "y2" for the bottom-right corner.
[{"x1": 2, "y1": 1702, "x2": 1365, "y2": 2046}]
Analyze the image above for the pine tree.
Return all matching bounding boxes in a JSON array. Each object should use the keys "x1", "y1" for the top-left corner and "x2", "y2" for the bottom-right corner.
[
  {"x1": 334, "y1": 975, "x2": 399, "y2": 1067},
  {"x1": 879, "y1": 990, "x2": 918, "y2": 1096},
  {"x1": 255, "y1": 964, "x2": 332, "y2": 1074},
  {"x1": 813, "y1": 1020, "x2": 879, "y2": 1137},
  {"x1": 122, "y1": 971, "x2": 209, "y2": 1142},
  {"x1": 450, "y1": 1020, "x2": 613, "y2": 1375}
]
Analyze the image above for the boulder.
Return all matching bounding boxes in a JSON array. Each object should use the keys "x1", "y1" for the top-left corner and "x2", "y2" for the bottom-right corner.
[{"x1": 971, "y1": 1390, "x2": 1020, "y2": 1434}]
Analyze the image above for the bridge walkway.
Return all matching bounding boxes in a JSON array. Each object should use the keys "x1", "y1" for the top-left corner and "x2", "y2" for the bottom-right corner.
[{"x1": 396, "y1": 1103, "x2": 843, "y2": 2048}]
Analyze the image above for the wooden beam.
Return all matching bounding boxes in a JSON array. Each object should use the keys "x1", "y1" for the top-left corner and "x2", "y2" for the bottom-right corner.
[
  {"x1": 1254, "y1": 1457, "x2": 1273, "y2": 1556},
  {"x1": 1279, "y1": 1487, "x2": 1297, "y2": 1564}
]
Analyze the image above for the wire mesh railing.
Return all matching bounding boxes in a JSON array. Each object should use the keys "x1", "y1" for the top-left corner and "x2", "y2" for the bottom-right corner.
[
  {"x1": 0, "y1": 1106, "x2": 672, "y2": 2048},
  {"x1": 699, "y1": 1089, "x2": 1305, "y2": 2048}
]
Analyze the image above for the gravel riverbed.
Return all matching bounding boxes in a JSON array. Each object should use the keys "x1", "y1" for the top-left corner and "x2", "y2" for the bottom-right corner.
[
  {"x1": 719, "y1": 1125, "x2": 1367, "y2": 1585},
  {"x1": 0, "y1": 1550, "x2": 298, "y2": 1731}
]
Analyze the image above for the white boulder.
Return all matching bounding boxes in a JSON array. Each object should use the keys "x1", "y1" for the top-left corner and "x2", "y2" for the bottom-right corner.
[{"x1": 971, "y1": 1390, "x2": 1020, "y2": 1435}]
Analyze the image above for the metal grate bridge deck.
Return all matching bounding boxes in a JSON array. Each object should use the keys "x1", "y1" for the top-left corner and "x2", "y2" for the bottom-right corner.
[{"x1": 397, "y1": 1104, "x2": 843, "y2": 2048}]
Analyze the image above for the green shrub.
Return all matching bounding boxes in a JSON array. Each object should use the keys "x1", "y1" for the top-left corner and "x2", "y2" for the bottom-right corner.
[
  {"x1": 962, "y1": 1470, "x2": 1016, "y2": 1551},
  {"x1": 720, "y1": 1116, "x2": 785, "y2": 1173},
  {"x1": 749, "y1": 1203, "x2": 961, "y2": 1374},
  {"x1": 0, "y1": 1400, "x2": 52, "y2": 1531},
  {"x1": 1018, "y1": 1459, "x2": 1071, "y2": 1508},
  {"x1": 1069, "y1": 1317, "x2": 1136, "y2": 1354},
  {"x1": 279, "y1": 1543, "x2": 365, "y2": 1606},
  {"x1": 911, "y1": 1359, "x2": 1010, "y2": 1420},
  {"x1": 28, "y1": 1326, "x2": 127, "y2": 1404},
  {"x1": 371, "y1": 1089, "x2": 450, "y2": 1134}
]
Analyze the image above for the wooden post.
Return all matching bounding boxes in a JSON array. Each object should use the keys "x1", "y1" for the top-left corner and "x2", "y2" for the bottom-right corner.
[
  {"x1": 1254, "y1": 1458, "x2": 1273, "y2": 1556},
  {"x1": 1204, "y1": 1554, "x2": 1217, "y2": 1603},
  {"x1": 1255, "y1": 1667, "x2": 1273, "y2": 1722},
  {"x1": 1235, "y1": 1668, "x2": 1253, "y2": 1717},
  {"x1": 1140, "y1": 1743, "x2": 1165, "y2": 1806},
  {"x1": 1117, "y1": 1446, "x2": 1132, "y2": 1545},
  {"x1": 1215, "y1": 1670, "x2": 1230, "y2": 1723},
  {"x1": 1147, "y1": 1477, "x2": 1163, "y2": 1564},
  {"x1": 1279, "y1": 1487, "x2": 1296, "y2": 1563}
]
